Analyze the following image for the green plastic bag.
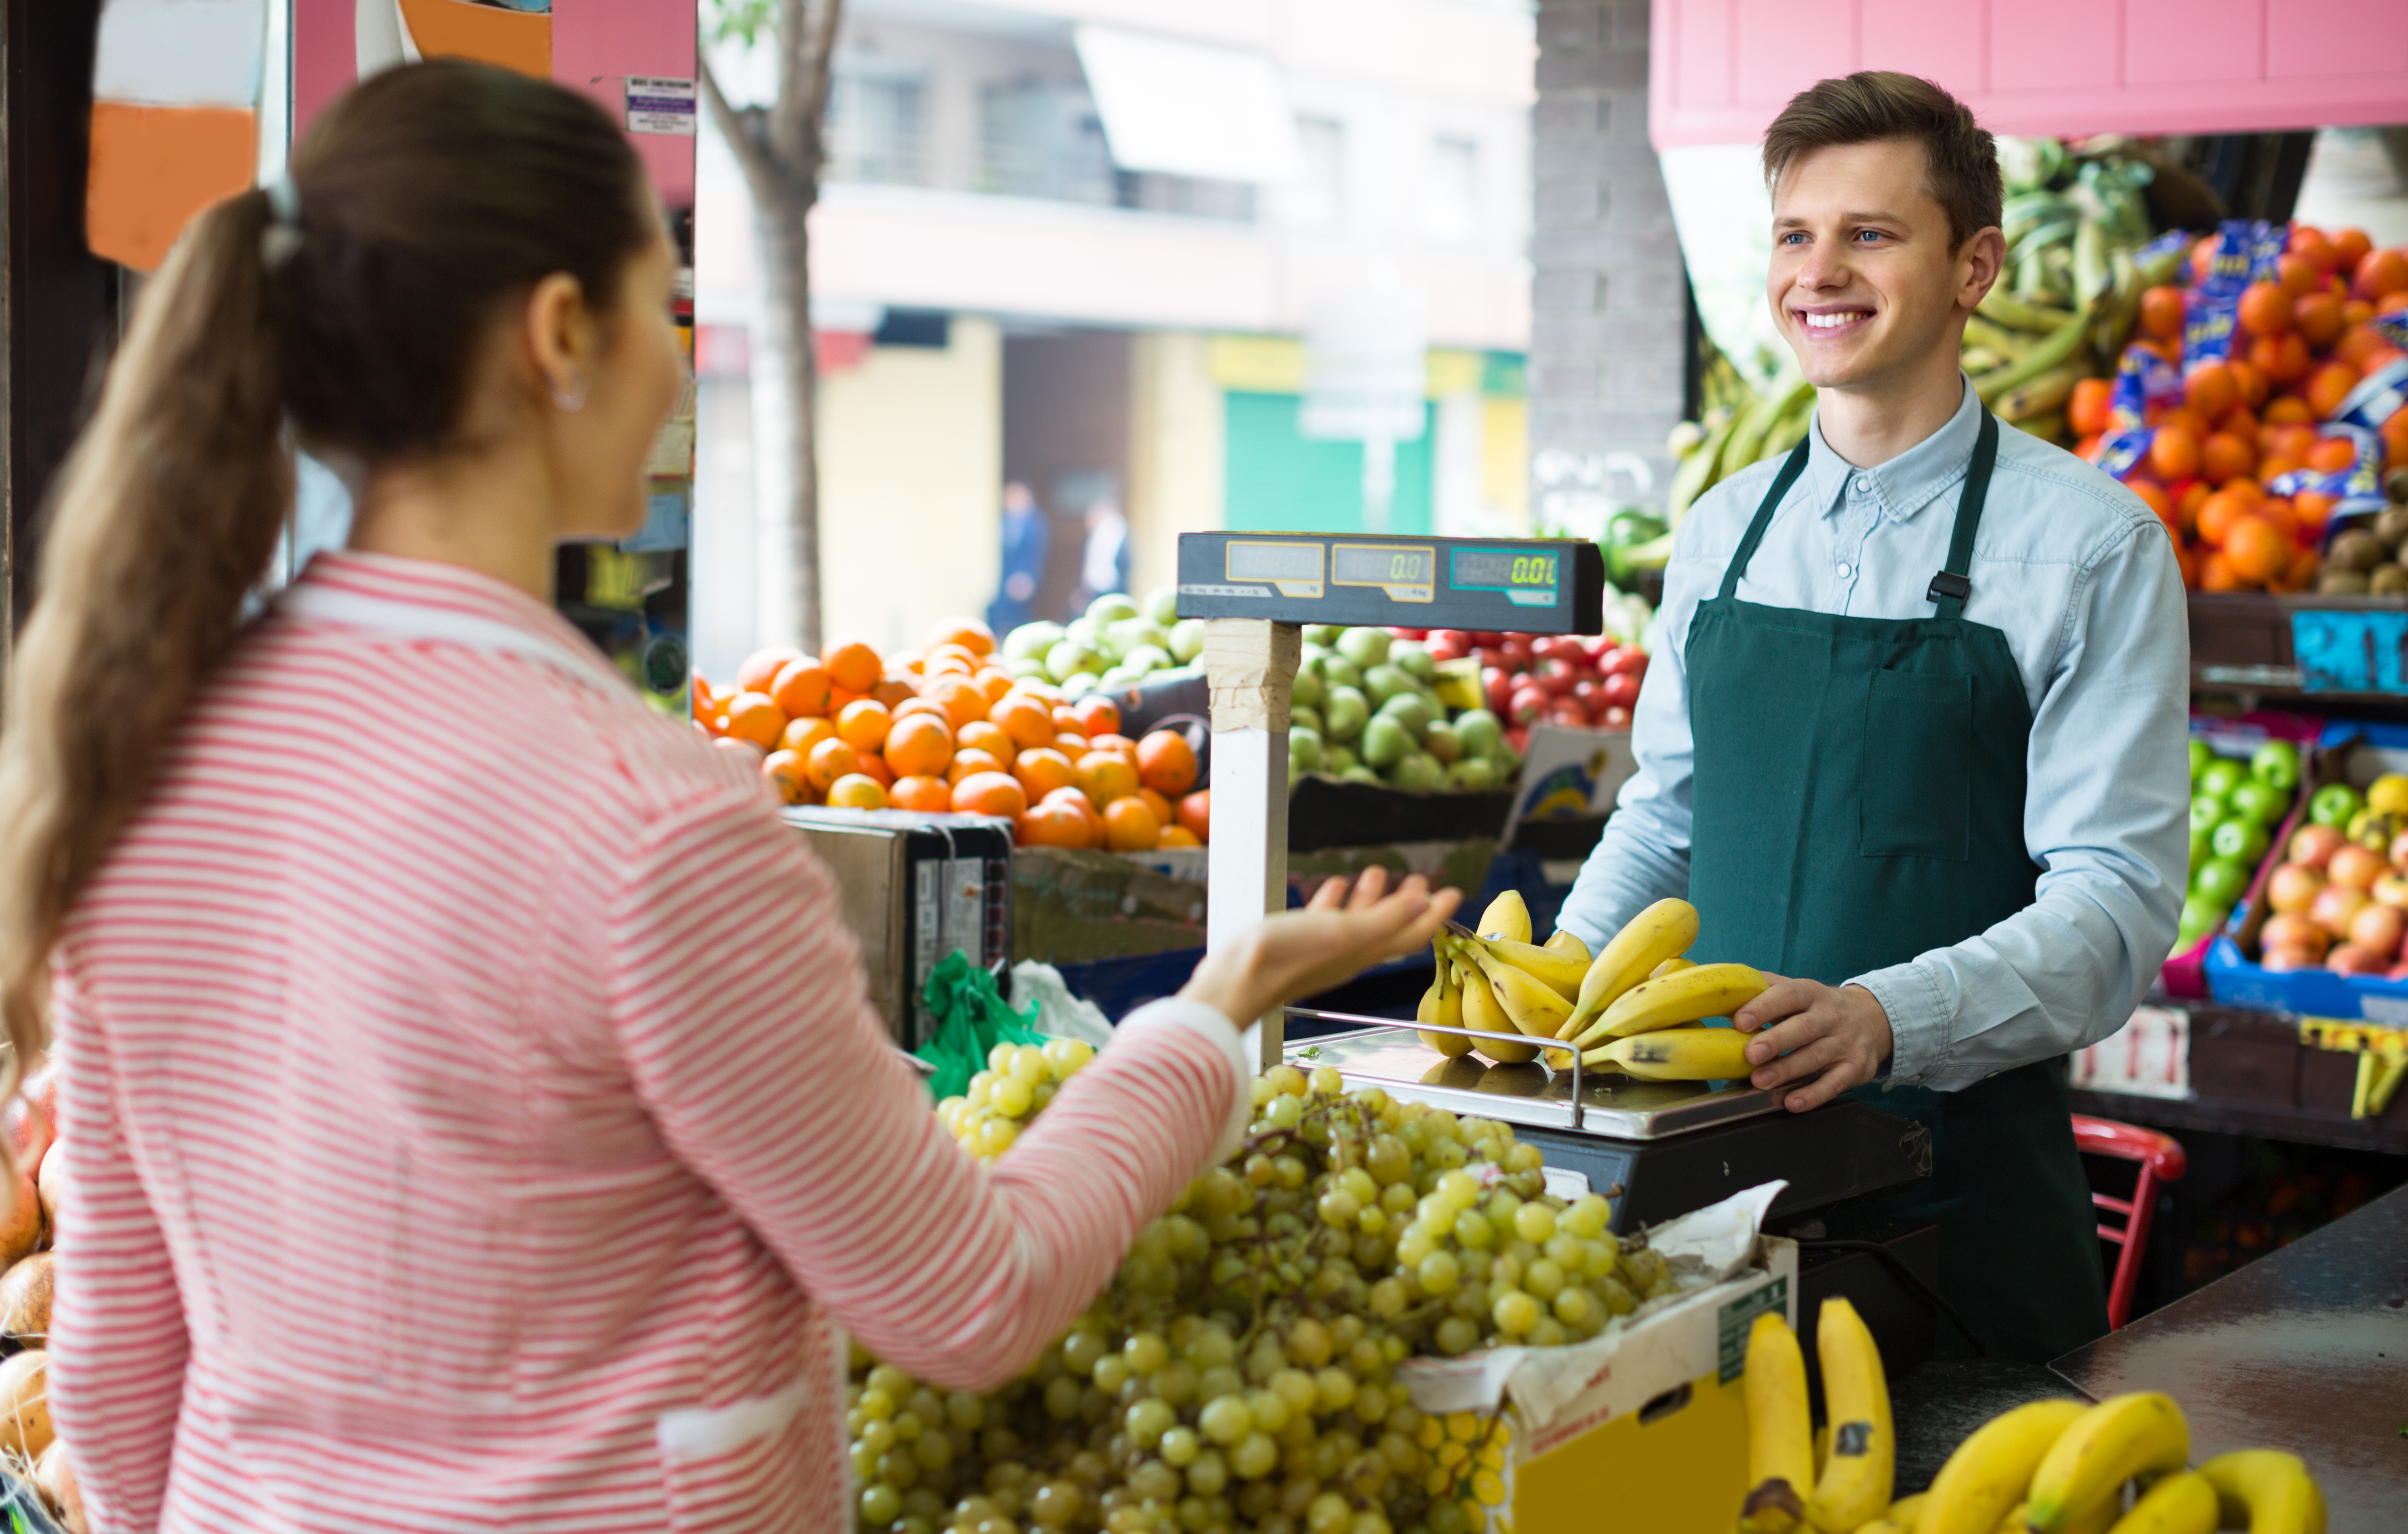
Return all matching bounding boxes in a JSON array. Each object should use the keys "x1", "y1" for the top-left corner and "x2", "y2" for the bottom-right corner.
[{"x1": 915, "y1": 951, "x2": 1043, "y2": 1100}]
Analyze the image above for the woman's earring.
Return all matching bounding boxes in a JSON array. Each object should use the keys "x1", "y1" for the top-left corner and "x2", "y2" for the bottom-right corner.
[{"x1": 554, "y1": 376, "x2": 590, "y2": 413}]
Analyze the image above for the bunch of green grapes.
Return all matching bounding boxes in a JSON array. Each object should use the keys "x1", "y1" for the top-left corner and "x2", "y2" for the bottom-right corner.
[
  {"x1": 849, "y1": 1061, "x2": 1682, "y2": 1534},
  {"x1": 937, "y1": 1037, "x2": 1098, "y2": 1161}
]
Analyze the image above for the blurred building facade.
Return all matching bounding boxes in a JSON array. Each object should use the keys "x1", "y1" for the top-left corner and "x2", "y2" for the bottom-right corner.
[{"x1": 693, "y1": 0, "x2": 1535, "y2": 671}]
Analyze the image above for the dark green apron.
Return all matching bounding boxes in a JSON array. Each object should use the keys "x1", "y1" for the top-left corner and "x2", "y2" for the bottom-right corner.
[{"x1": 1687, "y1": 413, "x2": 2109, "y2": 1363}]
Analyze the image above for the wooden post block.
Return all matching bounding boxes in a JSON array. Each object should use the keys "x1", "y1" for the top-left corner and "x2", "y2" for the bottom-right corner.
[{"x1": 1203, "y1": 619, "x2": 1300, "y2": 1070}]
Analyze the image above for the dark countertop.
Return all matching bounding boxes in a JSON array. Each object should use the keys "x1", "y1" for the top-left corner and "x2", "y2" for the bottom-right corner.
[
  {"x1": 2049, "y1": 1183, "x2": 2408, "y2": 1534},
  {"x1": 1891, "y1": 1360, "x2": 2082, "y2": 1495}
]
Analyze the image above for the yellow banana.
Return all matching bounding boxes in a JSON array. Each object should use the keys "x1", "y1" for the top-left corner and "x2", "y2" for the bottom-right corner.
[
  {"x1": 1461, "y1": 933, "x2": 1589, "y2": 999},
  {"x1": 1476, "y1": 890, "x2": 1530, "y2": 944},
  {"x1": 2198, "y1": 1450, "x2": 2325, "y2": 1534},
  {"x1": 2026, "y1": 1395, "x2": 2188, "y2": 1534},
  {"x1": 1739, "y1": 1312, "x2": 1813, "y2": 1534},
  {"x1": 1804, "y1": 1297, "x2": 1892, "y2": 1534},
  {"x1": 1572, "y1": 961, "x2": 1768, "y2": 1049},
  {"x1": 1461, "y1": 943, "x2": 1576, "y2": 1035},
  {"x1": 1650, "y1": 956, "x2": 1696, "y2": 978},
  {"x1": 1815, "y1": 1423, "x2": 1830, "y2": 1479},
  {"x1": 1416, "y1": 952, "x2": 1474, "y2": 1057},
  {"x1": 1556, "y1": 897, "x2": 1699, "y2": 1037},
  {"x1": 1543, "y1": 928, "x2": 1590, "y2": 962},
  {"x1": 1460, "y1": 963, "x2": 1540, "y2": 1065},
  {"x1": 1914, "y1": 1397, "x2": 2089, "y2": 1534},
  {"x1": 1854, "y1": 1496, "x2": 1930, "y2": 1534},
  {"x1": 2104, "y1": 1471, "x2": 2219, "y2": 1534},
  {"x1": 1996, "y1": 1501, "x2": 2117, "y2": 1534},
  {"x1": 1584, "y1": 1026, "x2": 1752, "y2": 1080}
]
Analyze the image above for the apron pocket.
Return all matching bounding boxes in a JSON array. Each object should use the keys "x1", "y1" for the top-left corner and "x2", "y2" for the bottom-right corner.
[{"x1": 1860, "y1": 669, "x2": 1973, "y2": 861}]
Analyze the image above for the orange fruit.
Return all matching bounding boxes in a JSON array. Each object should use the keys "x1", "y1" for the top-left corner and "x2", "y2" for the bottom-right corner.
[
  {"x1": 762, "y1": 749, "x2": 808, "y2": 804},
  {"x1": 827, "y1": 774, "x2": 888, "y2": 811},
  {"x1": 1018, "y1": 803, "x2": 1094, "y2": 849},
  {"x1": 2281, "y1": 545, "x2": 2321, "y2": 591},
  {"x1": 872, "y1": 676, "x2": 918, "y2": 709},
  {"x1": 1072, "y1": 696, "x2": 1122, "y2": 737},
  {"x1": 2152, "y1": 405, "x2": 2205, "y2": 439},
  {"x1": 2126, "y1": 477, "x2": 2171, "y2": 521},
  {"x1": 2331, "y1": 227, "x2": 2374, "y2": 271},
  {"x1": 893, "y1": 696, "x2": 953, "y2": 726},
  {"x1": 2294, "y1": 491, "x2": 2338, "y2": 534},
  {"x1": 2200, "y1": 431, "x2": 2255, "y2": 484},
  {"x1": 736, "y1": 647, "x2": 804, "y2": 694},
  {"x1": 690, "y1": 672, "x2": 720, "y2": 727},
  {"x1": 2276, "y1": 253, "x2": 2322, "y2": 299},
  {"x1": 1087, "y1": 733, "x2": 1138, "y2": 756},
  {"x1": 946, "y1": 748, "x2": 1006, "y2": 786},
  {"x1": 924, "y1": 617, "x2": 996, "y2": 657},
  {"x1": 923, "y1": 653, "x2": 977, "y2": 679},
  {"x1": 2175, "y1": 480, "x2": 2212, "y2": 533},
  {"x1": 780, "y1": 714, "x2": 839, "y2": 758},
  {"x1": 2196, "y1": 490, "x2": 2251, "y2": 546},
  {"x1": 2249, "y1": 331, "x2": 2311, "y2": 384},
  {"x1": 1013, "y1": 747, "x2": 1078, "y2": 801},
  {"x1": 1136, "y1": 731, "x2": 1199, "y2": 796},
  {"x1": 2068, "y1": 376, "x2": 2114, "y2": 437},
  {"x1": 805, "y1": 737, "x2": 860, "y2": 791},
  {"x1": 2218, "y1": 404, "x2": 2259, "y2": 442},
  {"x1": 2238, "y1": 280, "x2": 2292, "y2": 336},
  {"x1": 2138, "y1": 285, "x2": 2185, "y2": 341},
  {"x1": 2227, "y1": 356, "x2": 2269, "y2": 408},
  {"x1": 2293, "y1": 291, "x2": 2345, "y2": 347},
  {"x1": 889, "y1": 774, "x2": 951, "y2": 812},
  {"x1": 2388, "y1": 411, "x2": 2408, "y2": 465},
  {"x1": 2198, "y1": 551, "x2": 2248, "y2": 592},
  {"x1": 1055, "y1": 731, "x2": 1096, "y2": 756},
  {"x1": 976, "y1": 669, "x2": 1016, "y2": 704},
  {"x1": 722, "y1": 691, "x2": 787, "y2": 749},
  {"x1": 992, "y1": 692, "x2": 1058, "y2": 750},
  {"x1": 1077, "y1": 752, "x2": 1139, "y2": 807},
  {"x1": 952, "y1": 772, "x2": 1028, "y2": 819},
  {"x1": 2352, "y1": 247, "x2": 2408, "y2": 302},
  {"x1": 2189, "y1": 236, "x2": 2216, "y2": 285},
  {"x1": 822, "y1": 637, "x2": 883, "y2": 694},
  {"x1": 2182, "y1": 361, "x2": 2238, "y2": 421},
  {"x1": 1176, "y1": 790, "x2": 1211, "y2": 843},
  {"x1": 2306, "y1": 362, "x2": 2360, "y2": 421},
  {"x1": 2343, "y1": 298, "x2": 2377, "y2": 328},
  {"x1": 2222, "y1": 515, "x2": 2289, "y2": 583},
  {"x1": 1158, "y1": 825, "x2": 1202, "y2": 849},
  {"x1": 925, "y1": 674, "x2": 990, "y2": 729},
  {"x1": 852, "y1": 752, "x2": 894, "y2": 789},
  {"x1": 1102, "y1": 796, "x2": 1162, "y2": 852},
  {"x1": 2259, "y1": 453, "x2": 2305, "y2": 484},
  {"x1": 1138, "y1": 784, "x2": 1175, "y2": 826},
  {"x1": 1042, "y1": 786, "x2": 1106, "y2": 839},
  {"x1": 2289, "y1": 227, "x2": 2340, "y2": 272},
  {"x1": 2148, "y1": 424, "x2": 2200, "y2": 482},
  {"x1": 884, "y1": 712, "x2": 954, "y2": 778},
  {"x1": 770, "y1": 659, "x2": 833, "y2": 719},
  {"x1": 957, "y1": 719, "x2": 1017, "y2": 768},
  {"x1": 836, "y1": 698, "x2": 893, "y2": 754},
  {"x1": 2336, "y1": 323, "x2": 2391, "y2": 368},
  {"x1": 2307, "y1": 435, "x2": 2357, "y2": 475},
  {"x1": 1051, "y1": 705, "x2": 1087, "y2": 737}
]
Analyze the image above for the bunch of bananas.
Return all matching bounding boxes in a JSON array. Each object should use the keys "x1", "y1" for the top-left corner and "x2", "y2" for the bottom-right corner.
[
  {"x1": 1414, "y1": 893, "x2": 1770, "y2": 1082},
  {"x1": 1744, "y1": 1302, "x2": 2330, "y2": 1534}
]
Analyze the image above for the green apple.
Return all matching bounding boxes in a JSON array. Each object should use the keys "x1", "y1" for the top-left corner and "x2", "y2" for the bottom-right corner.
[
  {"x1": 2189, "y1": 825, "x2": 2214, "y2": 872},
  {"x1": 2311, "y1": 783, "x2": 2364, "y2": 829},
  {"x1": 2189, "y1": 739, "x2": 2212, "y2": 781},
  {"x1": 2177, "y1": 894, "x2": 2227, "y2": 946},
  {"x1": 2227, "y1": 779, "x2": 2283, "y2": 826},
  {"x1": 2192, "y1": 856, "x2": 2250, "y2": 908},
  {"x1": 2191, "y1": 795, "x2": 2227, "y2": 835},
  {"x1": 2211, "y1": 817, "x2": 2268, "y2": 868},
  {"x1": 2198, "y1": 758, "x2": 2247, "y2": 803},
  {"x1": 2250, "y1": 740, "x2": 2301, "y2": 791}
]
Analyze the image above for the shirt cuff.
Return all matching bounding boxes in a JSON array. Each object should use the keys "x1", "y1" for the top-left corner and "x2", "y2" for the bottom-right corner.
[
  {"x1": 1114, "y1": 996, "x2": 1253, "y2": 1164},
  {"x1": 1849, "y1": 960, "x2": 1950, "y2": 1088}
]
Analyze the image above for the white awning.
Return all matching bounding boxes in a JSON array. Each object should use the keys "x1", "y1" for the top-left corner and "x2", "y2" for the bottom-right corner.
[{"x1": 1072, "y1": 25, "x2": 1301, "y2": 186}]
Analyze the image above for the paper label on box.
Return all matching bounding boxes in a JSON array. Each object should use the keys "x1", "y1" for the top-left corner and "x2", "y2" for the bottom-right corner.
[
  {"x1": 2071, "y1": 1004, "x2": 2190, "y2": 1100},
  {"x1": 625, "y1": 75, "x2": 697, "y2": 135},
  {"x1": 1716, "y1": 1275, "x2": 1786, "y2": 1385}
]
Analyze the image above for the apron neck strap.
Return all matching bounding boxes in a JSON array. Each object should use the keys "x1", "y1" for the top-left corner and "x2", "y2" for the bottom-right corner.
[
  {"x1": 1927, "y1": 411, "x2": 2001, "y2": 621},
  {"x1": 1716, "y1": 436, "x2": 1814, "y2": 602}
]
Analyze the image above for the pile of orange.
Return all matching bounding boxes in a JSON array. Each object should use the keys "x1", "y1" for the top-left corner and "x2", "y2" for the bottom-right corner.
[
  {"x1": 2072, "y1": 224, "x2": 2408, "y2": 593},
  {"x1": 693, "y1": 617, "x2": 1210, "y2": 850}
]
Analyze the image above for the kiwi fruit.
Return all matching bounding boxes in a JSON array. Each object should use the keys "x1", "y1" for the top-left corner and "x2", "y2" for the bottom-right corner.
[
  {"x1": 2387, "y1": 465, "x2": 2408, "y2": 505},
  {"x1": 2330, "y1": 528, "x2": 2387, "y2": 573},
  {"x1": 2379, "y1": 504, "x2": 2408, "y2": 550},
  {"x1": 2374, "y1": 564, "x2": 2408, "y2": 596},
  {"x1": 2320, "y1": 569, "x2": 2373, "y2": 596}
]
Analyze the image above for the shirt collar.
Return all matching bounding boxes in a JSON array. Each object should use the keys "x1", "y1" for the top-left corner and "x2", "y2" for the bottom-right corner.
[
  {"x1": 278, "y1": 549, "x2": 626, "y2": 692},
  {"x1": 1804, "y1": 375, "x2": 1984, "y2": 524}
]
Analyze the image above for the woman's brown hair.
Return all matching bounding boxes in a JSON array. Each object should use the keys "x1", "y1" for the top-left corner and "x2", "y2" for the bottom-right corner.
[{"x1": 0, "y1": 61, "x2": 652, "y2": 1078}]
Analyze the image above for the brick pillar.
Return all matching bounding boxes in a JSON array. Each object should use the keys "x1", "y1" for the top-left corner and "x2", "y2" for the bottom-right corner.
[{"x1": 1530, "y1": 0, "x2": 1687, "y2": 517}]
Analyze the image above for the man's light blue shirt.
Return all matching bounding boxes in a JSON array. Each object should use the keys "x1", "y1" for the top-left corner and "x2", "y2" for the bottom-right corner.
[{"x1": 1557, "y1": 381, "x2": 2190, "y2": 1092}]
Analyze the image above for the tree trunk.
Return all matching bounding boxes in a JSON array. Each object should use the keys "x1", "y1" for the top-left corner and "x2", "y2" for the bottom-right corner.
[{"x1": 756, "y1": 195, "x2": 821, "y2": 654}]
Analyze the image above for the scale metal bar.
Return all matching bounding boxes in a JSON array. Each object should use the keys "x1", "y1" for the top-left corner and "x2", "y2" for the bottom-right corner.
[{"x1": 1285, "y1": 1005, "x2": 1587, "y2": 1130}]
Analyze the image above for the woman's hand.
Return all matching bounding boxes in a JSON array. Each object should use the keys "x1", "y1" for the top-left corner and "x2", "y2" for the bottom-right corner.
[{"x1": 1181, "y1": 868, "x2": 1461, "y2": 1026}]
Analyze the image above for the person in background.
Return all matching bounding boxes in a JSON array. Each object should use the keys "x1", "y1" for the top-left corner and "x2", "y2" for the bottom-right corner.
[
  {"x1": 988, "y1": 480, "x2": 1048, "y2": 634},
  {"x1": 0, "y1": 62, "x2": 1461, "y2": 1532},
  {"x1": 1076, "y1": 499, "x2": 1132, "y2": 610}
]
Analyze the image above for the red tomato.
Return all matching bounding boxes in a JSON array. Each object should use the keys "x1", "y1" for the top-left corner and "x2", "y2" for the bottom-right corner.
[
  {"x1": 1481, "y1": 666, "x2": 1515, "y2": 713},
  {"x1": 1602, "y1": 672, "x2": 1643, "y2": 710},
  {"x1": 1599, "y1": 705, "x2": 1634, "y2": 731},
  {"x1": 1507, "y1": 687, "x2": 1548, "y2": 726}
]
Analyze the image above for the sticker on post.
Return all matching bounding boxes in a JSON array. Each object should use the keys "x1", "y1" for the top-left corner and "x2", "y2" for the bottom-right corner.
[{"x1": 625, "y1": 76, "x2": 697, "y2": 135}]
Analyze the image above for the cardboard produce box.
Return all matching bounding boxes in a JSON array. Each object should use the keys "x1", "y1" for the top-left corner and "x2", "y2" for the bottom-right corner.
[{"x1": 1398, "y1": 1185, "x2": 1796, "y2": 1534}]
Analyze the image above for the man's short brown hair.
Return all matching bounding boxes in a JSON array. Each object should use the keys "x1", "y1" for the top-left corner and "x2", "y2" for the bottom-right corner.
[{"x1": 1761, "y1": 72, "x2": 2002, "y2": 251}]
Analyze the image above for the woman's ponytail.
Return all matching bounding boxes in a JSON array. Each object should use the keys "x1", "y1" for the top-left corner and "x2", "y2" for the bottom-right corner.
[{"x1": 0, "y1": 187, "x2": 293, "y2": 1075}]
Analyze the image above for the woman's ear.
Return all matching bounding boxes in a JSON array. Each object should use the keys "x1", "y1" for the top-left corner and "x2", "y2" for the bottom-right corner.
[{"x1": 522, "y1": 271, "x2": 598, "y2": 411}]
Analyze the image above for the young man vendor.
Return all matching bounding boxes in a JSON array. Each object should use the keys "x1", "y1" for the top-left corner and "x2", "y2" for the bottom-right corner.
[{"x1": 1556, "y1": 73, "x2": 2188, "y2": 1361}]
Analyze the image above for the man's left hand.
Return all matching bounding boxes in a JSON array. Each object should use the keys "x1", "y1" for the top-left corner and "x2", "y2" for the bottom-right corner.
[{"x1": 1731, "y1": 975, "x2": 1894, "y2": 1113}]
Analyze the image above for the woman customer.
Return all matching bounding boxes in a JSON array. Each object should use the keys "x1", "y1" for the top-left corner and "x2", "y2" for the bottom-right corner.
[{"x1": 0, "y1": 63, "x2": 1456, "y2": 1532}]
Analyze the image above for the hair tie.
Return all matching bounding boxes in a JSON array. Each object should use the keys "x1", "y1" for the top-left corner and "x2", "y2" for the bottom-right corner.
[{"x1": 261, "y1": 178, "x2": 303, "y2": 269}]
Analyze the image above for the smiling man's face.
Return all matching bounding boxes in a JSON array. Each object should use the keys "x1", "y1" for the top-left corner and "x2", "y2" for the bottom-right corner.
[{"x1": 1767, "y1": 138, "x2": 1988, "y2": 396}]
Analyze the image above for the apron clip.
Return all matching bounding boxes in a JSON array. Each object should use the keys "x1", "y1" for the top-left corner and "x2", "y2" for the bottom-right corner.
[{"x1": 1925, "y1": 571, "x2": 1971, "y2": 605}]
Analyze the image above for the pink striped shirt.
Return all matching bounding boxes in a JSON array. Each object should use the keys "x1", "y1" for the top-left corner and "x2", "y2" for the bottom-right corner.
[{"x1": 47, "y1": 551, "x2": 1247, "y2": 1534}]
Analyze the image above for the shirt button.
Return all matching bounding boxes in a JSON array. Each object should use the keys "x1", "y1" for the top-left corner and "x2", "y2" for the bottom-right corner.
[
  {"x1": 1854, "y1": 477, "x2": 1874, "y2": 493},
  {"x1": 1837, "y1": 564, "x2": 1853, "y2": 580}
]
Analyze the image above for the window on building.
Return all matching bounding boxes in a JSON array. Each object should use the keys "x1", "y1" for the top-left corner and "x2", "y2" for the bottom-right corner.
[
  {"x1": 979, "y1": 78, "x2": 1117, "y2": 204},
  {"x1": 827, "y1": 62, "x2": 926, "y2": 187},
  {"x1": 1423, "y1": 134, "x2": 1479, "y2": 244},
  {"x1": 1281, "y1": 116, "x2": 1346, "y2": 230}
]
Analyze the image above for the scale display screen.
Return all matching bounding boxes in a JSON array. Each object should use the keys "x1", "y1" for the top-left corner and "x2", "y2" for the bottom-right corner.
[{"x1": 1174, "y1": 532, "x2": 1602, "y2": 634}]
